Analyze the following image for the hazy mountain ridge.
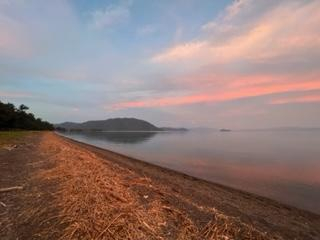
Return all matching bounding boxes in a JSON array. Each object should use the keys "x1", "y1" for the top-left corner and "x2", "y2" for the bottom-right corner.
[
  {"x1": 55, "y1": 118, "x2": 187, "y2": 132},
  {"x1": 55, "y1": 118, "x2": 160, "y2": 131}
]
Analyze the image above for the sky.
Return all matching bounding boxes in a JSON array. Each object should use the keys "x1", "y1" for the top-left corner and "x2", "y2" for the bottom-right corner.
[{"x1": 1, "y1": 0, "x2": 320, "y2": 128}]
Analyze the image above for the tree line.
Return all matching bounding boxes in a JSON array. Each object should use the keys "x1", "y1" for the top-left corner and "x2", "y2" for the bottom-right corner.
[{"x1": 0, "y1": 101, "x2": 54, "y2": 130}]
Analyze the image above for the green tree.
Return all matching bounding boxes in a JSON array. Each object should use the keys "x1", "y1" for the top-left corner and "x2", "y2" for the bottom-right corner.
[
  {"x1": 0, "y1": 101, "x2": 54, "y2": 130},
  {"x1": 19, "y1": 104, "x2": 29, "y2": 112}
]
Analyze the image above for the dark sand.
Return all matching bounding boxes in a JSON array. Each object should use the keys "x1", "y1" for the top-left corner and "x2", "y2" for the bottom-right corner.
[{"x1": 0, "y1": 132, "x2": 319, "y2": 239}]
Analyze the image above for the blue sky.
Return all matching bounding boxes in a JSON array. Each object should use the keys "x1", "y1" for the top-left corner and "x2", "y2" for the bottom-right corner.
[{"x1": 1, "y1": 0, "x2": 320, "y2": 128}]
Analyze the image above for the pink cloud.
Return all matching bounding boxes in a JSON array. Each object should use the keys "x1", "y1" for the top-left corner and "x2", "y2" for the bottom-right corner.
[
  {"x1": 0, "y1": 15, "x2": 33, "y2": 58},
  {"x1": 151, "y1": 41, "x2": 208, "y2": 63},
  {"x1": 112, "y1": 78, "x2": 320, "y2": 109},
  {"x1": 135, "y1": 0, "x2": 320, "y2": 120},
  {"x1": 151, "y1": 1, "x2": 320, "y2": 65}
]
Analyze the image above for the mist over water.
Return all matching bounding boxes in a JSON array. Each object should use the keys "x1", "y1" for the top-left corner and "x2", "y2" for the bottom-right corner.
[{"x1": 60, "y1": 130, "x2": 320, "y2": 214}]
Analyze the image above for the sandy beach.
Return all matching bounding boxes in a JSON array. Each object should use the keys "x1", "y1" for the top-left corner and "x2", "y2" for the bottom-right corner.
[{"x1": 1, "y1": 132, "x2": 320, "y2": 239}]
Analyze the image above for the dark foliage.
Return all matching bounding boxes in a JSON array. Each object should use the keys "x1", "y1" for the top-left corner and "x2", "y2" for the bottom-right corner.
[{"x1": 0, "y1": 101, "x2": 54, "y2": 130}]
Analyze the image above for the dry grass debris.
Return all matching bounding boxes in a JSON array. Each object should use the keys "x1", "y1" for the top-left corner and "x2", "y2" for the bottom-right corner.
[
  {"x1": 31, "y1": 134, "x2": 271, "y2": 240},
  {"x1": 6, "y1": 133, "x2": 318, "y2": 239}
]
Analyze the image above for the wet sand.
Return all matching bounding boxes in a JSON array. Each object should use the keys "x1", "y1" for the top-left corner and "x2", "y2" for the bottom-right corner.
[{"x1": 1, "y1": 132, "x2": 320, "y2": 239}]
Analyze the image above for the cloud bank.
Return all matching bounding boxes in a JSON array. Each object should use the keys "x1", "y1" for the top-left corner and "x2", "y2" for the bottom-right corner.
[{"x1": 112, "y1": 0, "x2": 320, "y2": 113}]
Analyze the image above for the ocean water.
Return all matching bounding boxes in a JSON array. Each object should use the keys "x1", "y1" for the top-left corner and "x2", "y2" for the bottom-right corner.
[{"x1": 59, "y1": 130, "x2": 320, "y2": 214}]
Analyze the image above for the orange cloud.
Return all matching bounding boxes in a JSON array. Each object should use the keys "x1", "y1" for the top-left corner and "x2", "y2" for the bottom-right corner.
[{"x1": 112, "y1": 79, "x2": 320, "y2": 109}]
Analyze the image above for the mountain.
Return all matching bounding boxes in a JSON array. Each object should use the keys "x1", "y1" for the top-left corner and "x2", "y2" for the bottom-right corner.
[{"x1": 55, "y1": 118, "x2": 161, "y2": 131}]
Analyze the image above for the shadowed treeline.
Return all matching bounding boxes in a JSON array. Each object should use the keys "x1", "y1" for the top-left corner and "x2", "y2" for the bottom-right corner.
[{"x1": 0, "y1": 101, "x2": 54, "y2": 130}]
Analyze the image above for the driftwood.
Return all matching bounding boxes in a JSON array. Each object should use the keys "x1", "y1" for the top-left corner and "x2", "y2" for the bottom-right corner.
[{"x1": 0, "y1": 186, "x2": 23, "y2": 193}]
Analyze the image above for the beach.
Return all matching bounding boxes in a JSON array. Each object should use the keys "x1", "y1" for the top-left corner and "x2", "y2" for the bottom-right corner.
[{"x1": 1, "y1": 132, "x2": 320, "y2": 239}]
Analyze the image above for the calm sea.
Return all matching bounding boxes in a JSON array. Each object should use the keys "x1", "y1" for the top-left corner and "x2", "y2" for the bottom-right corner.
[{"x1": 59, "y1": 130, "x2": 320, "y2": 214}]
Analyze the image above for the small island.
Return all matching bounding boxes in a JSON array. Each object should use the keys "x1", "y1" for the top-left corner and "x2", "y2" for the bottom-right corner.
[{"x1": 220, "y1": 128, "x2": 232, "y2": 132}]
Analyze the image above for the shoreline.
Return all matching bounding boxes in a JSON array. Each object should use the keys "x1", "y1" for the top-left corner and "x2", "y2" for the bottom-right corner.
[
  {"x1": 59, "y1": 133, "x2": 310, "y2": 213},
  {"x1": 1, "y1": 132, "x2": 320, "y2": 239},
  {"x1": 59, "y1": 132, "x2": 318, "y2": 215},
  {"x1": 57, "y1": 133, "x2": 320, "y2": 236}
]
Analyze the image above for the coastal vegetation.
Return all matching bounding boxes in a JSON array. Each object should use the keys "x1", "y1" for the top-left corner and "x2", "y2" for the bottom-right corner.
[{"x1": 0, "y1": 101, "x2": 54, "y2": 131}]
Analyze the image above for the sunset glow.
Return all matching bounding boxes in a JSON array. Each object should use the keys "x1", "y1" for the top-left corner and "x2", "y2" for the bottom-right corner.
[
  {"x1": 2, "y1": 2, "x2": 320, "y2": 238},
  {"x1": 113, "y1": 79, "x2": 320, "y2": 109},
  {"x1": 1, "y1": 0, "x2": 319, "y2": 128}
]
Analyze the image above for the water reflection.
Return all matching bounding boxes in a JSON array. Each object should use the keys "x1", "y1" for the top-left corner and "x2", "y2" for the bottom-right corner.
[{"x1": 62, "y1": 131, "x2": 158, "y2": 144}]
